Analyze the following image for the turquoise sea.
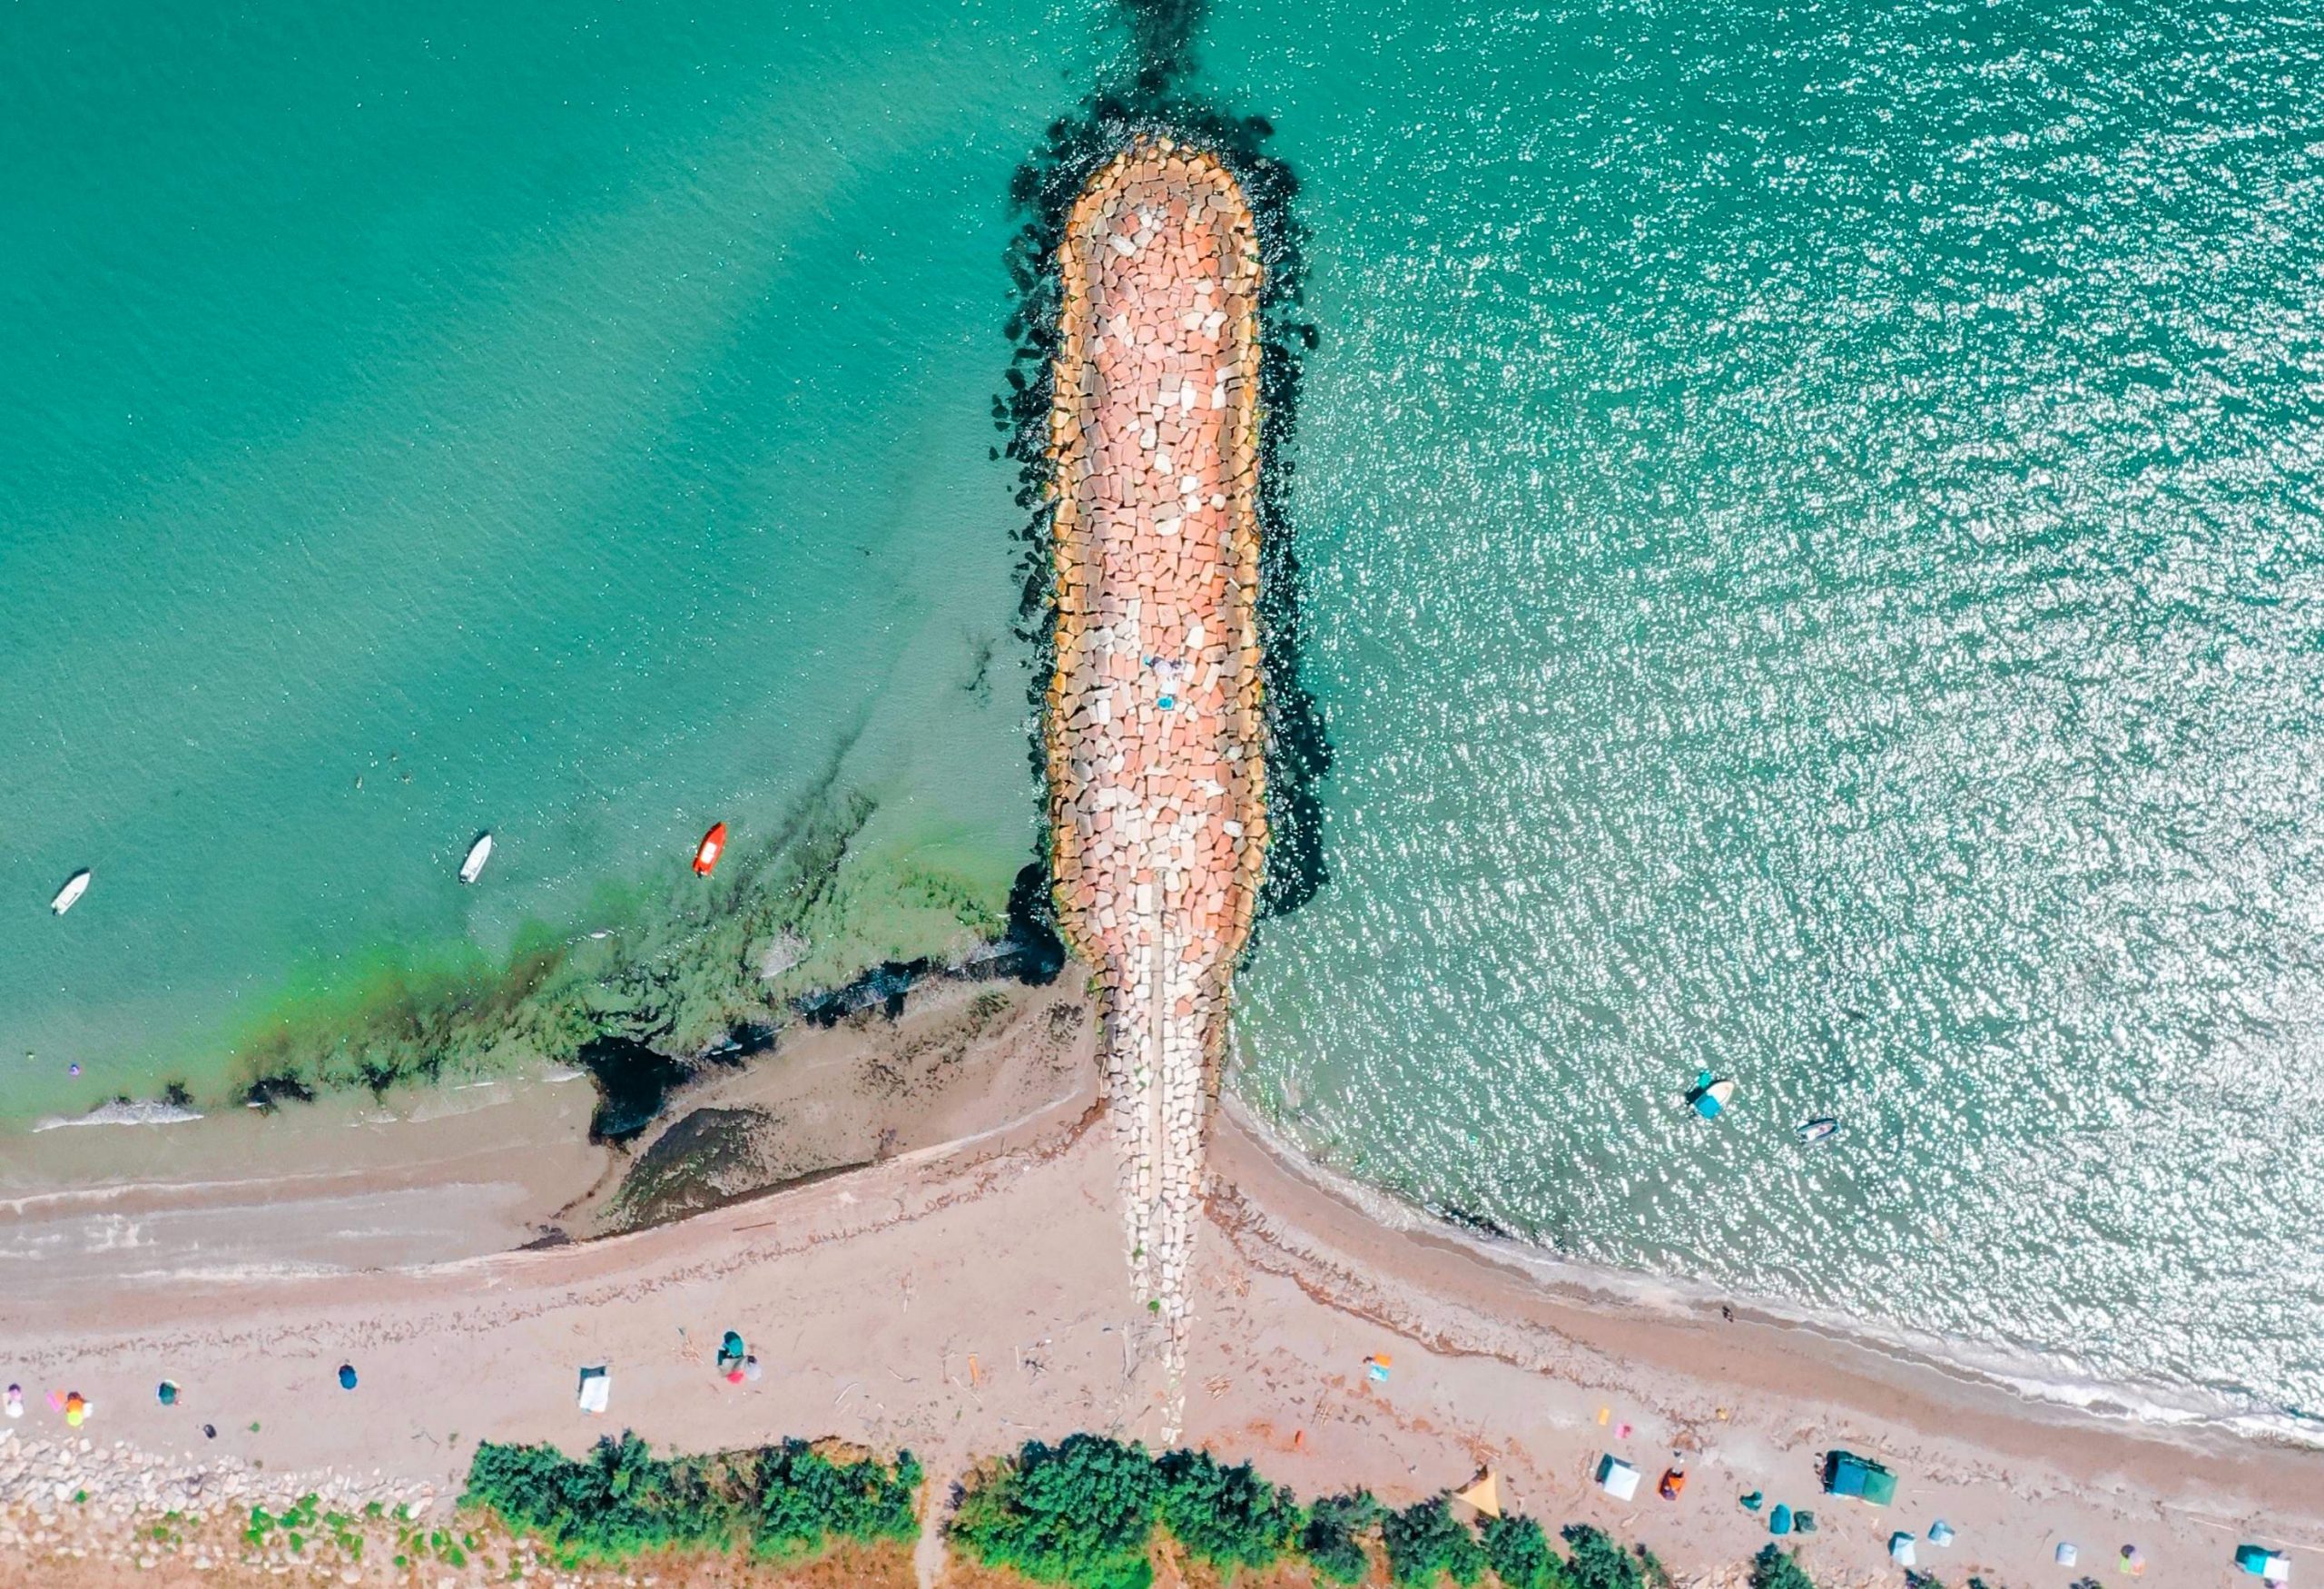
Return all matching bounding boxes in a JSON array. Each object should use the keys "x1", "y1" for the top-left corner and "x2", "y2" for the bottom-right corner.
[
  {"x1": 6, "y1": 0, "x2": 2320, "y2": 1426},
  {"x1": 2, "y1": 0, "x2": 1081, "y2": 1117}
]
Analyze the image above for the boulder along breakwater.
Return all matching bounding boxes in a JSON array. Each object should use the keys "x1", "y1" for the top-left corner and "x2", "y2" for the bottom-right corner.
[{"x1": 1043, "y1": 139, "x2": 1268, "y2": 1412}]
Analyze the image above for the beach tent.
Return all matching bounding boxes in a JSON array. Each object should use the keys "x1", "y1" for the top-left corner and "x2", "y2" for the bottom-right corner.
[
  {"x1": 1821, "y1": 1450, "x2": 1897, "y2": 1506},
  {"x1": 2237, "y1": 1545, "x2": 2290, "y2": 1582},
  {"x1": 1927, "y1": 1519, "x2": 1955, "y2": 1547},
  {"x1": 1596, "y1": 1456, "x2": 1640, "y2": 1501},
  {"x1": 1768, "y1": 1505, "x2": 1793, "y2": 1536},
  {"x1": 576, "y1": 1367, "x2": 610, "y2": 1416},
  {"x1": 1454, "y1": 1471, "x2": 1502, "y2": 1519},
  {"x1": 1889, "y1": 1533, "x2": 1917, "y2": 1565},
  {"x1": 2055, "y1": 1543, "x2": 2080, "y2": 1567}
]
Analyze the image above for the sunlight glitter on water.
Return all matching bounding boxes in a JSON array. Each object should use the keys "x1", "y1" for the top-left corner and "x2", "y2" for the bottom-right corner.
[{"x1": 1213, "y1": 0, "x2": 2324, "y2": 1419}]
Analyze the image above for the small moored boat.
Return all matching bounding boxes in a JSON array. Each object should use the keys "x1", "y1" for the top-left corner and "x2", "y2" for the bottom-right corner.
[
  {"x1": 51, "y1": 870, "x2": 92, "y2": 915},
  {"x1": 1797, "y1": 1116, "x2": 1841, "y2": 1147},
  {"x1": 1687, "y1": 1071, "x2": 1735, "y2": 1120},
  {"x1": 459, "y1": 833, "x2": 494, "y2": 884},
  {"x1": 692, "y1": 822, "x2": 728, "y2": 876}
]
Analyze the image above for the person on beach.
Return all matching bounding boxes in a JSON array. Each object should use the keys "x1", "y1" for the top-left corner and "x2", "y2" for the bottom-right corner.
[{"x1": 4, "y1": 1384, "x2": 21, "y2": 1419}]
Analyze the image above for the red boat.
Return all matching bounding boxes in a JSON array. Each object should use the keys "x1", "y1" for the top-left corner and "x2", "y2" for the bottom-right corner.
[{"x1": 692, "y1": 823, "x2": 727, "y2": 875}]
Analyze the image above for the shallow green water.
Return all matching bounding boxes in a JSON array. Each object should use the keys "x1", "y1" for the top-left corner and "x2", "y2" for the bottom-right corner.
[
  {"x1": 7, "y1": 0, "x2": 2320, "y2": 1430},
  {"x1": 1, "y1": 0, "x2": 1088, "y2": 1117}
]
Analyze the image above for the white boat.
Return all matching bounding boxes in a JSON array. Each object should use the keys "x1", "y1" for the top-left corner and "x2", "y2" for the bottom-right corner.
[
  {"x1": 458, "y1": 833, "x2": 494, "y2": 884},
  {"x1": 50, "y1": 869, "x2": 92, "y2": 914}
]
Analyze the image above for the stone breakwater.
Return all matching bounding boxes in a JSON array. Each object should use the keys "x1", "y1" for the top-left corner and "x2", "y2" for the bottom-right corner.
[{"x1": 1043, "y1": 137, "x2": 1269, "y2": 1402}]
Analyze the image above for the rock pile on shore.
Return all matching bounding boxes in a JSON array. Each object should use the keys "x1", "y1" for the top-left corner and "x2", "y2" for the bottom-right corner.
[
  {"x1": 1042, "y1": 137, "x2": 1269, "y2": 1423},
  {"x1": 0, "y1": 1429, "x2": 449, "y2": 1581}
]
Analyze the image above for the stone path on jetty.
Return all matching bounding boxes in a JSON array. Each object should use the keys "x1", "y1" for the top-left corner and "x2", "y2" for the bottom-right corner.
[{"x1": 1044, "y1": 137, "x2": 1268, "y2": 1428}]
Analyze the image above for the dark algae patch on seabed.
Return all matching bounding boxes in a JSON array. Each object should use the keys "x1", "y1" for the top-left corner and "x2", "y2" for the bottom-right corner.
[{"x1": 223, "y1": 780, "x2": 1002, "y2": 1114}]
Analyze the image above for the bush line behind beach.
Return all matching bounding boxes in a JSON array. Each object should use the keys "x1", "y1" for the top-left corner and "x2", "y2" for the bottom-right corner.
[
  {"x1": 946, "y1": 1433, "x2": 1678, "y2": 1589},
  {"x1": 461, "y1": 1429, "x2": 1862, "y2": 1588},
  {"x1": 461, "y1": 1432, "x2": 921, "y2": 1568}
]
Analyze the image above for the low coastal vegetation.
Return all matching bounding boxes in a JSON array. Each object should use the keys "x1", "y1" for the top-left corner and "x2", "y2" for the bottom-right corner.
[
  {"x1": 460, "y1": 1431, "x2": 920, "y2": 1568},
  {"x1": 43, "y1": 1425, "x2": 1890, "y2": 1589},
  {"x1": 945, "y1": 1434, "x2": 1673, "y2": 1589},
  {"x1": 453, "y1": 1429, "x2": 1710, "y2": 1588},
  {"x1": 1751, "y1": 1545, "x2": 1818, "y2": 1589}
]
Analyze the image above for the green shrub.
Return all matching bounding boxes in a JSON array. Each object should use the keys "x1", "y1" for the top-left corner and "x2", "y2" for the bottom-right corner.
[
  {"x1": 1382, "y1": 1497, "x2": 1486, "y2": 1588},
  {"x1": 1155, "y1": 1448, "x2": 1301, "y2": 1571},
  {"x1": 464, "y1": 1432, "x2": 727, "y2": 1561},
  {"x1": 1482, "y1": 1513, "x2": 1569, "y2": 1589},
  {"x1": 1753, "y1": 1545, "x2": 1820, "y2": 1589},
  {"x1": 1298, "y1": 1491, "x2": 1383, "y2": 1584},
  {"x1": 1561, "y1": 1525, "x2": 1645, "y2": 1589},
  {"x1": 949, "y1": 1435, "x2": 1161, "y2": 1589},
  {"x1": 753, "y1": 1441, "x2": 921, "y2": 1559},
  {"x1": 461, "y1": 1432, "x2": 918, "y2": 1565}
]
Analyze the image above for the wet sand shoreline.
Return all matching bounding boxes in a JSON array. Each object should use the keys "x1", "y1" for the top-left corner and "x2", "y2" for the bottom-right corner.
[{"x1": 4, "y1": 975, "x2": 2319, "y2": 1587}]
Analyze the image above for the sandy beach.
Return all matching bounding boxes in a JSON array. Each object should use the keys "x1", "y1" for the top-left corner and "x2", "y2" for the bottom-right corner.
[{"x1": 4, "y1": 972, "x2": 2319, "y2": 1588}]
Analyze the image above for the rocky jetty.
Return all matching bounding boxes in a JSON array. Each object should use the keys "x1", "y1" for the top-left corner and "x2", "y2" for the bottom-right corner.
[{"x1": 1042, "y1": 137, "x2": 1268, "y2": 1425}]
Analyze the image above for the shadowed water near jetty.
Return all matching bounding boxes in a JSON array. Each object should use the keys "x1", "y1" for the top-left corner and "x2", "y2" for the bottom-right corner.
[{"x1": 1045, "y1": 141, "x2": 1269, "y2": 1402}]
